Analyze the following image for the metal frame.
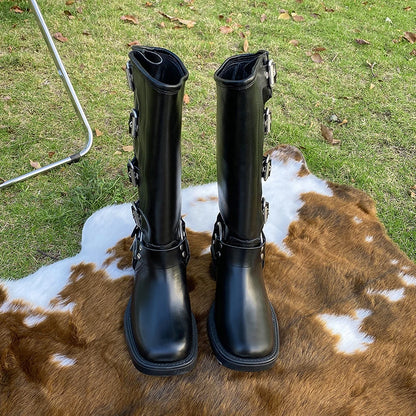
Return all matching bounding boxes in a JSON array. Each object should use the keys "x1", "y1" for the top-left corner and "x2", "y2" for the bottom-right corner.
[{"x1": 0, "y1": 0, "x2": 93, "y2": 189}]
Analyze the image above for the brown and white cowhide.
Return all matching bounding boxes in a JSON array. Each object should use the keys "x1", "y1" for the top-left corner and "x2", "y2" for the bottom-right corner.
[{"x1": 1, "y1": 145, "x2": 415, "y2": 416}]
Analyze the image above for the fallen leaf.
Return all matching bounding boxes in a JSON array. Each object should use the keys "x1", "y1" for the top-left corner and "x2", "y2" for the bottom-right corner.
[
  {"x1": 48, "y1": 151, "x2": 56, "y2": 158},
  {"x1": 53, "y1": 32, "x2": 68, "y2": 43},
  {"x1": 311, "y1": 53, "x2": 323, "y2": 63},
  {"x1": 278, "y1": 12, "x2": 291, "y2": 20},
  {"x1": 260, "y1": 14, "x2": 267, "y2": 23},
  {"x1": 122, "y1": 145, "x2": 134, "y2": 152},
  {"x1": 243, "y1": 38, "x2": 249, "y2": 52},
  {"x1": 82, "y1": 30, "x2": 92, "y2": 36},
  {"x1": 183, "y1": 93, "x2": 190, "y2": 104},
  {"x1": 339, "y1": 119, "x2": 348, "y2": 126},
  {"x1": 30, "y1": 160, "x2": 41, "y2": 169},
  {"x1": 127, "y1": 40, "x2": 141, "y2": 46},
  {"x1": 411, "y1": 49, "x2": 416, "y2": 56},
  {"x1": 145, "y1": 2, "x2": 153, "y2": 7},
  {"x1": 320, "y1": 124, "x2": 340, "y2": 145},
  {"x1": 404, "y1": 6, "x2": 412, "y2": 11},
  {"x1": 76, "y1": 7, "x2": 83, "y2": 13},
  {"x1": 220, "y1": 25, "x2": 233, "y2": 34},
  {"x1": 292, "y1": 13, "x2": 305, "y2": 22},
  {"x1": 404, "y1": 32, "x2": 416, "y2": 44},
  {"x1": 289, "y1": 39, "x2": 299, "y2": 46},
  {"x1": 177, "y1": 18, "x2": 196, "y2": 28},
  {"x1": 64, "y1": 10, "x2": 75, "y2": 19},
  {"x1": 159, "y1": 22, "x2": 166, "y2": 28},
  {"x1": 65, "y1": 0, "x2": 74, "y2": 4},
  {"x1": 158, "y1": 11, "x2": 176, "y2": 21},
  {"x1": 10, "y1": 5, "x2": 24, "y2": 13},
  {"x1": 95, "y1": 128, "x2": 103, "y2": 137},
  {"x1": 121, "y1": 15, "x2": 139, "y2": 25},
  {"x1": 313, "y1": 46, "x2": 326, "y2": 52},
  {"x1": 355, "y1": 38, "x2": 370, "y2": 45},
  {"x1": 114, "y1": 150, "x2": 122, "y2": 155},
  {"x1": 370, "y1": 83, "x2": 375, "y2": 89}
]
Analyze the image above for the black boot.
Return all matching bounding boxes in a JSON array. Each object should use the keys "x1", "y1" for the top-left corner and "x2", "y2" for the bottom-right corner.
[
  {"x1": 207, "y1": 51, "x2": 279, "y2": 371},
  {"x1": 123, "y1": 46, "x2": 197, "y2": 376}
]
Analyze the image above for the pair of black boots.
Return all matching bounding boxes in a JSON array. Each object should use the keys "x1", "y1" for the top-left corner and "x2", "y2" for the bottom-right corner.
[{"x1": 123, "y1": 46, "x2": 279, "y2": 376}]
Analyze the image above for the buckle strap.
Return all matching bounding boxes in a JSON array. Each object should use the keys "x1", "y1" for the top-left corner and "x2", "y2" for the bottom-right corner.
[
  {"x1": 127, "y1": 156, "x2": 140, "y2": 187},
  {"x1": 130, "y1": 210, "x2": 190, "y2": 267},
  {"x1": 129, "y1": 109, "x2": 139, "y2": 139},
  {"x1": 262, "y1": 154, "x2": 272, "y2": 181},
  {"x1": 262, "y1": 197, "x2": 270, "y2": 224},
  {"x1": 211, "y1": 216, "x2": 266, "y2": 267},
  {"x1": 265, "y1": 59, "x2": 276, "y2": 88},
  {"x1": 126, "y1": 61, "x2": 134, "y2": 91},
  {"x1": 264, "y1": 107, "x2": 272, "y2": 135}
]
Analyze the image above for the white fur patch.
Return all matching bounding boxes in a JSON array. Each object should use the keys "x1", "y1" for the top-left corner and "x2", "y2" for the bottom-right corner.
[
  {"x1": 367, "y1": 288, "x2": 405, "y2": 302},
  {"x1": 51, "y1": 354, "x2": 76, "y2": 367},
  {"x1": 318, "y1": 309, "x2": 375, "y2": 354}
]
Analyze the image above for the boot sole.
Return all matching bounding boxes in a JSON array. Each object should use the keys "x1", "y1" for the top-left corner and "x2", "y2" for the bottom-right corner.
[
  {"x1": 207, "y1": 301, "x2": 279, "y2": 372},
  {"x1": 124, "y1": 298, "x2": 198, "y2": 376}
]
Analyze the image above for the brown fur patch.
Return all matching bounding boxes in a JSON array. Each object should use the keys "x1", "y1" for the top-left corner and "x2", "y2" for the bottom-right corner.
[{"x1": 1, "y1": 148, "x2": 415, "y2": 415}]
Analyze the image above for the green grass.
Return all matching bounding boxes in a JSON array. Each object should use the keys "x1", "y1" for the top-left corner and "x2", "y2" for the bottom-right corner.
[{"x1": 0, "y1": 0, "x2": 415, "y2": 279}]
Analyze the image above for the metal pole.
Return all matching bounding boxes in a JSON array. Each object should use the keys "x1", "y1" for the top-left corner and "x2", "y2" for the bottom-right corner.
[{"x1": 0, "y1": 0, "x2": 93, "y2": 189}]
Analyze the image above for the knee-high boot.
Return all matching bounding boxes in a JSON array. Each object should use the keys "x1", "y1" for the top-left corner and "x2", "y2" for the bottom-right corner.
[
  {"x1": 123, "y1": 46, "x2": 197, "y2": 376},
  {"x1": 207, "y1": 51, "x2": 279, "y2": 371}
]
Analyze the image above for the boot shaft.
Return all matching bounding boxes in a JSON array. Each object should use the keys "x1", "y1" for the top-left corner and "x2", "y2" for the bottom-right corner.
[
  {"x1": 126, "y1": 46, "x2": 188, "y2": 246},
  {"x1": 214, "y1": 51, "x2": 275, "y2": 242}
]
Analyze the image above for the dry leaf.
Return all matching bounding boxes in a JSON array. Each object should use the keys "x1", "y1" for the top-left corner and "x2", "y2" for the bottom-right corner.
[
  {"x1": 177, "y1": 18, "x2": 196, "y2": 28},
  {"x1": 370, "y1": 83, "x2": 375, "y2": 89},
  {"x1": 404, "y1": 32, "x2": 416, "y2": 44},
  {"x1": 243, "y1": 38, "x2": 249, "y2": 52},
  {"x1": 411, "y1": 49, "x2": 416, "y2": 56},
  {"x1": 183, "y1": 93, "x2": 190, "y2": 104},
  {"x1": 404, "y1": 6, "x2": 412, "y2": 11},
  {"x1": 10, "y1": 5, "x2": 24, "y2": 13},
  {"x1": 95, "y1": 128, "x2": 103, "y2": 137},
  {"x1": 53, "y1": 32, "x2": 68, "y2": 43},
  {"x1": 122, "y1": 145, "x2": 134, "y2": 152},
  {"x1": 127, "y1": 40, "x2": 141, "y2": 47},
  {"x1": 260, "y1": 14, "x2": 267, "y2": 23},
  {"x1": 311, "y1": 53, "x2": 323, "y2": 63},
  {"x1": 320, "y1": 124, "x2": 340, "y2": 145},
  {"x1": 158, "y1": 11, "x2": 176, "y2": 21},
  {"x1": 64, "y1": 10, "x2": 74, "y2": 19},
  {"x1": 289, "y1": 39, "x2": 299, "y2": 46},
  {"x1": 48, "y1": 151, "x2": 56, "y2": 158},
  {"x1": 339, "y1": 119, "x2": 348, "y2": 126},
  {"x1": 114, "y1": 150, "x2": 122, "y2": 155},
  {"x1": 292, "y1": 13, "x2": 305, "y2": 22},
  {"x1": 220, "y1": 25, "x2": 233, "y2": 34},
  {"x1": 76, "y1": 6, "x2": 83, "y2": 13},
  {"x1": 355, "y1": 39, "x2": 370, "y2": 45},
  {"x1": 278, "y1": 12, "x2": 291, "y2": 20},
  {"x1": 65, "y1": 0, "x2": 74, "y2": 4},
  {"x1": 121, "y1": 15, "x2": 139, "y2": 25},
  {"x1": 145, "y1": 2, "x2": 153, "y2": 7},
  {"x1": 82, "y1": 30, "x2": 92, "y2": 36},
  {"x1": 313, "y1": 46, "x2": 326, "y2": 52},
  {"x1": 30, "y1": 160, "x2": 41, "y2": 169}
]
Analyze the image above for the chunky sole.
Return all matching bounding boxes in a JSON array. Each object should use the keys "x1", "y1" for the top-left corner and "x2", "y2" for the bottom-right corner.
[
  {"x1": 124, "y1": 298, "x2": 198, "y2": 376},
  {"x1": 207, "y1": 301, "x2": 279, "y2": 372}
]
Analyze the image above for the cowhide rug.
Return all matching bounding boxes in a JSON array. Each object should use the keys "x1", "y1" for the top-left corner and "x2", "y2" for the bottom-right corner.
[{"x1": 1, "y1": 145, "x2": 415, "y2": 416}]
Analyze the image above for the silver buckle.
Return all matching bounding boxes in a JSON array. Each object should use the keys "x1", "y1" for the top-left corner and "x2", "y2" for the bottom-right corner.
[
  {"x1": 127, "y1": 159, "x2": 140, "y2": 187},
  {"x1": 262, "y1": 197, "x2": 270, "y2": 224},
  {"x1": 131, "y1": 202, "x2": 142, "y2": 229},
  {"x1": 126, "y1": 61, "x2": 134, "y2": 91},
  {"x1": 264, "y1": 107, "x2": 272, "y2": 135},
  {"x1": 129, "y1": 109, "x2": 138, "y2": 138},
  {"x1": 262, "y1": 154, "x2": 272, "y2": 181},
  {"x1": 266, "y1": 59, "x2": 276, "y2": 88}
]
